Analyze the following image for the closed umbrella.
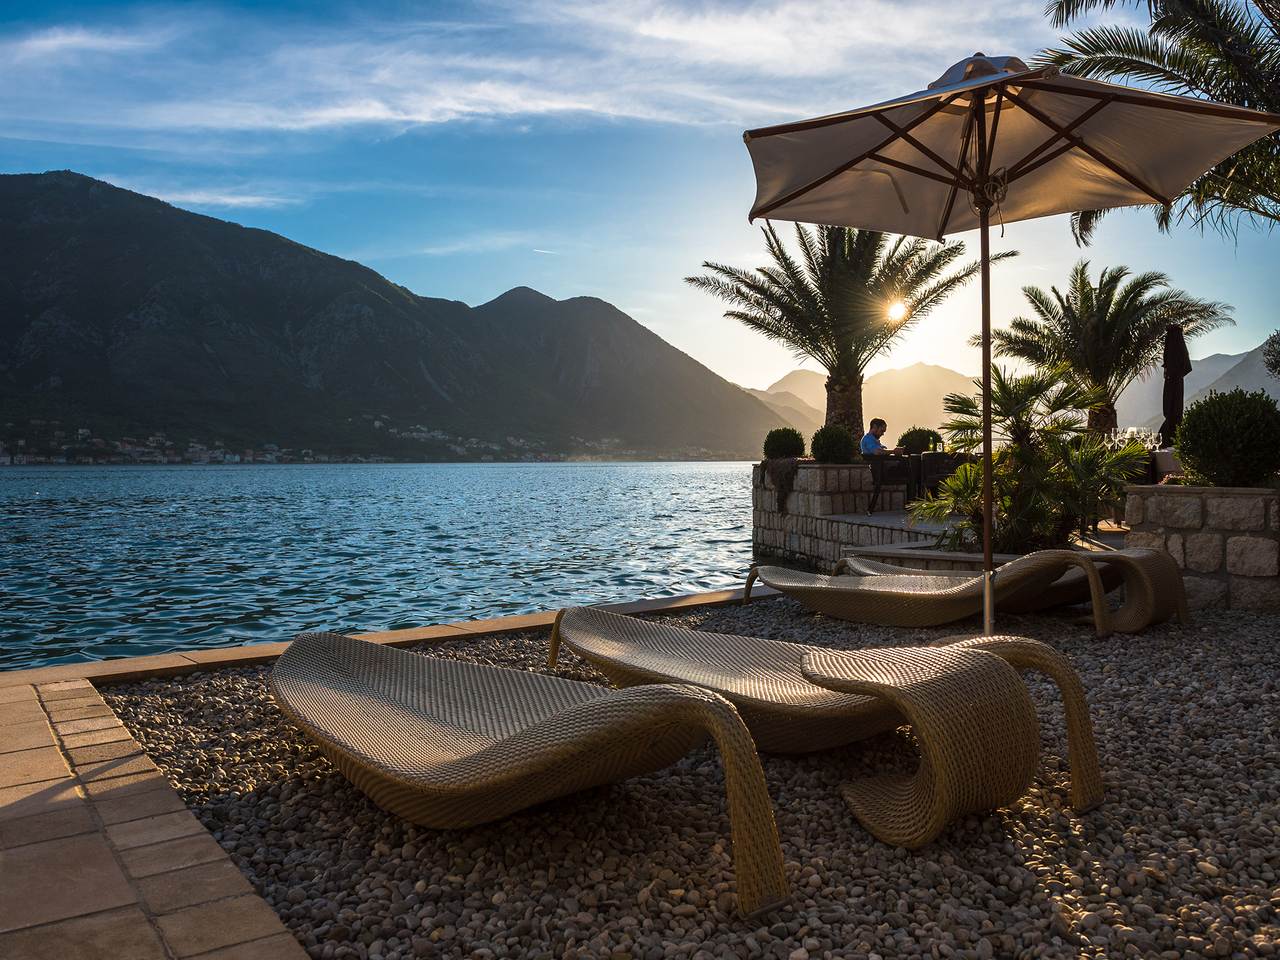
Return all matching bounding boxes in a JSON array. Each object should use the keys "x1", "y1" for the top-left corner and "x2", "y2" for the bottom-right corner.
[
  {"x1": 1159, "y1": 324, "x2": 1193, "y2": 448},
  {"x1": 743, "y1": 53, "x2": 1280, "y2": 633}
]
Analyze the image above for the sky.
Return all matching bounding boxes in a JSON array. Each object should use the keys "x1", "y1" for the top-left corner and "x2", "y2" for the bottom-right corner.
[{"x1": 1, "y1": 0, "x2": 1276, "y2": 390}]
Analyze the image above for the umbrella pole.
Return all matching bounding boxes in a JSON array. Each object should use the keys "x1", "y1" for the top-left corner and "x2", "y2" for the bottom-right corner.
[{"x1": 979, "y1": 205, "x2": 995, "y2": 636}]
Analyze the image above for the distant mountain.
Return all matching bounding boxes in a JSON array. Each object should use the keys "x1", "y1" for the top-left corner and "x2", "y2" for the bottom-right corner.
[
  {"x1": 0, "y1": 171, "x2": 787, "y2": 458},
  {"x1": 766, "y1": 370, "x2": 826, "y2": 412},
  {"x1": 1177, "y1": 344, "x2": 1280, "y2": 414},
  {"x1": 746, "y1": 387, "x2": 824, "y2": 437},
  {"x1": 1116, "y1": 350, "x2": 1249, "y2": 428},
  {"x1": 765, "y1": 362, "x2": 975, "y2": 439}
]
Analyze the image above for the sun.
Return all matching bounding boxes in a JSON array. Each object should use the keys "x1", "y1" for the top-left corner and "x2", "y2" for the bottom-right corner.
[{"x1": 887, "y1": 301, "x2": 908, "y2": 322}]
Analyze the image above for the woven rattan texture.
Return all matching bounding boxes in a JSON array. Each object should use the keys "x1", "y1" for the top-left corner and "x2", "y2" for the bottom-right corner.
[{"x1": 270, "y1": 632, "x2": 789, "y2": 916}]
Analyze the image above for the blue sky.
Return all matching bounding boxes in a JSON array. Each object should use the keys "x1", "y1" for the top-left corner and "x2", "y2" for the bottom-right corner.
[{"x1": 2, "y1": 0, "x2": 1276, "y2": 389}]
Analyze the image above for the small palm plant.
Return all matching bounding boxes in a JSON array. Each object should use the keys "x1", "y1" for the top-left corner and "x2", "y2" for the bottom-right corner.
[
  {"x1": 687, "y1": 224, "x2": 1013, "y2": 437},
  {"x1": 910, "y1": 365, "x2": 1148, "y2": 550},
  {"x1": 983, "y1": 261, "x2": 1232, "y2": 432}
]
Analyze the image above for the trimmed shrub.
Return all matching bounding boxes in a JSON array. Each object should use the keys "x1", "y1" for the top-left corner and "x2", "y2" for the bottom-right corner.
[
  {"x1": 762, "y1": 427, "x2": 805, "y2": 459},
  {"x1": 897, "y1": 426, "x2": 943, "y2": 454},
  {"x1": 1176, "y1": 388, "x2": 1280, "y2": 487},
  {"x1": 811, "y1": 424, "x2": 857, "y2": 464}
]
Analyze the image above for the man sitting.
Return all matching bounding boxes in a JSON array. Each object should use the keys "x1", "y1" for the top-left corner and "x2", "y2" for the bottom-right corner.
[{"x1": 860, "y1": 418, "x2": 904, "y2": 457}]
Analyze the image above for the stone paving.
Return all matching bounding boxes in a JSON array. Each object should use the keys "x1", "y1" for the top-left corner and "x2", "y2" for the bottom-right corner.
[{"x1": 0, "y1": 677, "x2": 307, "y2": 959}]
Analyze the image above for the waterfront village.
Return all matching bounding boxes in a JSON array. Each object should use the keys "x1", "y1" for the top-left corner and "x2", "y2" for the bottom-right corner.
[{"x1": 0, "y1": 417, "x2": 726, "y2": 465}]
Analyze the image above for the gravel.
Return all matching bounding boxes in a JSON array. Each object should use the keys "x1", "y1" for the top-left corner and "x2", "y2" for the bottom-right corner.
[{"x1": 104, "y1": 601, "x2": 1280, "y2": 959}]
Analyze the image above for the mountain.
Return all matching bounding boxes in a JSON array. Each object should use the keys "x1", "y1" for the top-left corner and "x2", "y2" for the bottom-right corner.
[
  {"x1": 766, "y1": 370, "x2": 826, "y2": 412},
  {"x1": 1179, "y1": 344, "x2": 1280, "y2": 414},
  {"x1": 0, "y1": 171, "x2": 788, "y2": 459},
  {"x1": 765, "y1": 362, "x2": 975, "y2": 439},
  {"x1": 1116, "y1": 350, "x2": 1248, "y2": 428},
  {"x1": 746, "y1": 387, "x2": 824, "y2": 437}
]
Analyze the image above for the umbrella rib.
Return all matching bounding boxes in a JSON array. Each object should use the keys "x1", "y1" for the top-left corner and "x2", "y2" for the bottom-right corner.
[
  {"x1": 1004, "y1": 97, "x2": 1115, "y2": 182},
  {"x1": 866, "y1": 153, "x2": 959, "y2": 187},
  {"x1": 870, "y1": 113, "x2": 962, "y2": 177},
  {"x1": 750, "y1": 94, "x2": 963, "y2": 221},
  {"x1": 1004, "y1": 91, "x2": 1171, "y2": 206},
  {"x1": 1017, "y1": 79, "x2": 1280, "y2": 125},
  {"x1": 935, "y1": 108, "x2": 976, "y2": 240}
]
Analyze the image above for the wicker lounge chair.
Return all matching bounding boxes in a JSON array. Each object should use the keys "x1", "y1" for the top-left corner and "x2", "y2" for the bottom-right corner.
[
  {"x1": 270, "y1": 632, "x2": 789, "y2": 916},
  {"x1": 745, "y1": 547, "x2": 1187, "y2": 634},
  {"x1": 548, "y1": 608, "x2": 1102, "y2": 846},
  {"x1": 830, "y1": 547, "x2": 1188, "y2": 630}
]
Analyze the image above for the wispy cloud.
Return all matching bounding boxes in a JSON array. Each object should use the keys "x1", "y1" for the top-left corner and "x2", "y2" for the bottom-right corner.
[
  {"x1": 418, "y1": 231, "x2": 543, "y2": 256},
  {"x1": 0, "y1": 1, "x2": 1056, "y2": 141}
]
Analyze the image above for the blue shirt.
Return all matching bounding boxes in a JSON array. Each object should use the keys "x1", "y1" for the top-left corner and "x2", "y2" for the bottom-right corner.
[{"x1": 860, "y1": 432, "x2": 886, "y2": 455}]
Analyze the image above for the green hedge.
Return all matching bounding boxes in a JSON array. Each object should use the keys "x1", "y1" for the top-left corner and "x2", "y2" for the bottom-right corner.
[
  {"x1": 762, "y1": 427, "x2": 805, "y2": 459},
  {"x1": 811, "y1": 424, "x2": 856, "y2": 464},
  {"x1": 897, "y1": 426, "x2": 943, "y2": 454},
  {"x1": 1176, "y1": 388, "x2": 1280, "y2": 487}
]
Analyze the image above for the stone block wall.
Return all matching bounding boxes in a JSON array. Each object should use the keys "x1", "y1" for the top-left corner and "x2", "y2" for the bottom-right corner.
[
  {"x1": 752, "y1": 463, "x2": 929, "y2": 571},
  {"x1": 1124, "y1": 484, "x2": 1280, "y2": 610}
]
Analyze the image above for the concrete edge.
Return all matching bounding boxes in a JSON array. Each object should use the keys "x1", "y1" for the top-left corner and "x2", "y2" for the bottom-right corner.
[{"x1": 0, "y1": 585, "x2": 781, "y2": 689}]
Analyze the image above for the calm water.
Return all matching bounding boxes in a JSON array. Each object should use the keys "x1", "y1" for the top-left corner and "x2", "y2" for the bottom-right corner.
[{"x1": 1, "y1": 462, "x2": 754, "y2": 669}]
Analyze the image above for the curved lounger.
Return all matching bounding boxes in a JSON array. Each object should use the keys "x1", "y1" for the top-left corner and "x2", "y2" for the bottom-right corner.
[
  {"x1": 548, "y1": 607, "x2": 1102, "y2": 840},
  {"x1": 832, "y1": 555, "x2": 1125, "y2": 614},
  {"x1": 271, "y1": 632, "x2": 788, "y2": 916},
  {"x1": 829, "y1": 547, "x2": 1187, "y2": 630}
]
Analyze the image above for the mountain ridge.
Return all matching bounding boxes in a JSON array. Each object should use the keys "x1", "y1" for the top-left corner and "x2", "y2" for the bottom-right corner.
[{"x1": 0, "y1": 170, "x2": 789, "y2": 459}]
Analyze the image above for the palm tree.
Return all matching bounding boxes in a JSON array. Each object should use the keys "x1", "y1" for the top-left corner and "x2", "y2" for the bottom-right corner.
[
  {"x1": 686, "y1": 224, "x2": 1013, "y2": 437},
  {"x1": 1039, "y1": 0, "x2": 1280, "y2": 242},
  {"x1": 911, "y1": 364, "x2": 1148, "y2": 550},
  {"x1": 983, "y1": 261, "x2": 1232, "y2": 432}
]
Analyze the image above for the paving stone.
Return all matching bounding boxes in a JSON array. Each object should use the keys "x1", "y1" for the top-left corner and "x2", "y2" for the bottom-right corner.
[
  {"x1": 136, "y1": 858, "x2": 254, "y2": 914},
  {"x1": 45, "y1": 703, "x2": 113, "y2": 722},
  {"x1": 181, "y1": 641, "x2": 292, "y2": 665},
  {"x1": 74, "y1": 752, "x2": 159, "y2": 782},
  {"x1": 0, "y1": 745, "x2": 69, "y2": 788},
  {"x1": 0, "y1": 777, "x2": 81, "y2": 822},
  {"x1": 55, "y1": 715, "x2": 124, "y2": 735},
  {"x1": 44, "y1": 695, "x2": 104, "y2": 715},
  {"x1": 156, "y1": 893, "x2": 286, "y2": 957},
  {"x1": 194, "y1": 932, "x2": 310, "y2": 960},
  {"x1": 0, "y1": 802, "x2": 95, "y2": 849},
  {"x1": 81, "y1": 768, "x2": 170, "y2": 800},
  {"x1": 94, "y1": 785, "x2": 188, "y2": 825},
  {"x1": 0, "y1": 686, "x2": 36, "y2": 705},
  {"x1": 66, "y1": 738, "x2": 142, "y2": 766},
  {"x1": 0, "y1": 832, "x2": 135, "y2": 932},
  {"x1": 120, "y1": 831, "x2": 228, "y2": 878},
  {"x1": 0, "y1": 719, "x2": 55, "y2": 755},
  {"x1": 106, "y1": 809, "x2": 205, "y2": 850},
  {"x1": 0, "y1": 906, "x2": 167, "y2": 959},
  {"x1": 38, "y1": 685, "x2": 98, "y2": 703},
  {"x1": 0, "y1": 700, "x2": 44, "y2": 726},
  {"x1": 60, "y1": 725, "x2": 134, "y2": 749}
]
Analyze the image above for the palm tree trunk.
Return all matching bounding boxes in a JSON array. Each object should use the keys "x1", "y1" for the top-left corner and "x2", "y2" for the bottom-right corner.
[
  {"x1": 1087, "y1": 403, "x2": 1118, "y2": 434},
  {"x1": 825, "y1": 371, "x2": 864, "y2": 437}
]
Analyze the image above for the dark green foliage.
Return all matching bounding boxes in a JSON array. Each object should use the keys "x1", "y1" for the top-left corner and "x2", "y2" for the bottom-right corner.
[
  {"x1": 811, "y1": 425, "x2": 856, "y2": 464},
  {"x1": 1263, "y1": 330, "x2": 1280, "y2": 380},
  {"x1": 1176, "y1": 389, "x2": 1280, "y2": 487},
  {"x1": 911, "y1": 365, "x2": 1148, "y2": 551},
  {"x1": 1040, "y1": 0, "x2": 1280, "y2": 241},
  {"x1": 762, "y1": 427, "x2": 805, "y2": 459},
  {"x1": 897, "y1": 426, "x2": 943, "y2": 454}
]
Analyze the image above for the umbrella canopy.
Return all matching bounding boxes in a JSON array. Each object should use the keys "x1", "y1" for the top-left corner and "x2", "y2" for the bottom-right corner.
[
  {"x1": 745, "y1": 54, "x2": 1280, "y2": 239},
  {"x1": 742, "y1": 53, "x2": 1280, "y2": 633},
  {"x1": 1160, "y1": 324, "x2": 1193, "y2": 448}
]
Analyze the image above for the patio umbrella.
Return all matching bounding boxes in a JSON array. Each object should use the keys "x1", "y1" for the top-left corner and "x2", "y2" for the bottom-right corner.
[
  {"x1": 1159, "y1": 324, "x2": 1193, "y2": 448},
  {"x1": 743, "y1": 52, "x2": 1280, "y2": 634}
]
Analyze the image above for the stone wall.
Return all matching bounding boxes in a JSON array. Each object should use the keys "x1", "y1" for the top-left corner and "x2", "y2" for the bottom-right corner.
[
  {"x1": 1124, "y1": 484, "x2": 1280, "y2": 610},
  {"x1": 752, "y1": 462, "x2": 930, "y2": 571}
]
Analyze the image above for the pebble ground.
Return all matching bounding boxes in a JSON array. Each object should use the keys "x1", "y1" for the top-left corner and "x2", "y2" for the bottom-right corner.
[{"x1": 105, "y1": 602, "x2": 1280, "y2": 959}]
